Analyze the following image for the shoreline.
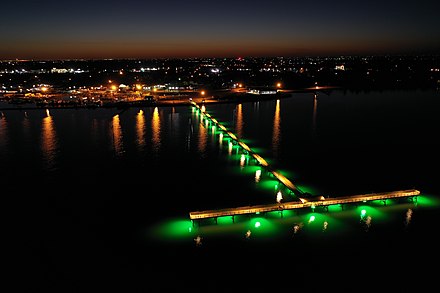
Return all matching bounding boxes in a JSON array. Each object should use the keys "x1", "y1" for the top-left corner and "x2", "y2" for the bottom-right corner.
[
  {"x1": 0, "y1": 93, "x2": 289, "y2": 111},
  {"x1": 0, "y1": 87, "x2": 343, "y2": 111}
]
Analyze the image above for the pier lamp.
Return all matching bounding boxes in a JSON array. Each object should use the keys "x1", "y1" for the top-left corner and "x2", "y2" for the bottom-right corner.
[
  {"x1": 276, "y1": 191, "x2": 283, "y2": 203},
  {"x1": 360, "y1": 209, "x2": 367, "y2": 219},
  {"x1": 255, "y1": 169, "x2": 261, "y2": 183}
]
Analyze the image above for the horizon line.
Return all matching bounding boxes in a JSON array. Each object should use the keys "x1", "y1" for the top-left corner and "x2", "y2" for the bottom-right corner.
[{"x1": 2, "y1": 52, "x2": 440, "y2": 62}]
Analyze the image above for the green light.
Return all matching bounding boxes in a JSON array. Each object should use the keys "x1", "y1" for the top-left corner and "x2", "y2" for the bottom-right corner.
[
  {"x1": 361, "y1": 209, "x2": 367, "y2": 216},
  {"x1": 309, "y1": 215, "x2": 315, "y2": 222},
  {"x1": 255, "y1": 221, "x2": 261, "y2": 228},
  {"x1": 417, "y1": 195, "x2": 440, "y2": 207},
  {"x1": 328, "y1": 204, "x2": 342, "y2": 213},
  {"x1": 217, "y1": 216, "x2": 235, "y2": 225},
  {"x1": 259, "y1": 179, "x2": 279, "y2": 192},
  {"x1": 150, "y1": 219, "x2": 194, "y2": 241}
]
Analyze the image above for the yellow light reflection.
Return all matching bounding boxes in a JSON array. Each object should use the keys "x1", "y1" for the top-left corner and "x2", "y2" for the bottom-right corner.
[
  {"x1": 41, "y1": 113, "x2": 58, "y2": 170},
  {"x1": 312, "y1": 93, "x2": 318, "y2": 135},
  {"x1": 112, "y1": 114, "x2": 124, "y2": 155},
  {"x1": 136, "y1": 110, "x2": 145, "y2": 150},
  {"x1": 255, "y1": 169, "x2": 261, "y2": 183},
  {"x1": 240, "y1": 154, "x2": 246, "y2": 168},
  {"x1": 235, "y1": 104, "x2": 243, "y2": 138},
  {"x1": 272, "y1": 99, "x2": 281, "y2": 158},
  {"x1": 228, "y1": 141, "x2": 233, "y2": 156},
  {"x1": 152, "y1": 107, "x2": 161, "y2": 153},
  {"x1": 198, "y1": 113, "x2": 207, "y2": 154}
]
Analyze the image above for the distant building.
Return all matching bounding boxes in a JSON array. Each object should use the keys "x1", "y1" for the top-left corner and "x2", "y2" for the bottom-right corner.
[
  {"x1": 247, "y1": 88, "x2": 278, "y2": 95},
  {"x1": 51, "y1": 68, "x2": 69, "y2": 73}
]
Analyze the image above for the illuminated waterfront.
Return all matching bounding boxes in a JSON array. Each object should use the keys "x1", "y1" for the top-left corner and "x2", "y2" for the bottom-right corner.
[{"x1": 3, "y1": 89, "x2": 440, "y2": 290}]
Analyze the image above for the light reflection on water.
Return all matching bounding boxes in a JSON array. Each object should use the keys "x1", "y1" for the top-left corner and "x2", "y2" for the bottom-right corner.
[
  {"x1": 1, "y1": 91, "x2": 438, "y2": 291},
  {"x1": 234, "y1": 103, "x2": 243, "y2": 139},
  {"x1": 272, "y1": 99, "x2": 281, "y2": 159},
  {"x1": 41, "y1": 113, "x2": 58, "y2": 171},
  {"x1": 312, "y1": 93, "x2": 318, "y2": 138},
  {"x1": 197, "y1": 110, "x2": 207, "y2": 155},
  {"x1": 112, "y1": 114, "x2": 124, "y2": 156},
  {"x1": 136, "y1": 109, "x2": 146, "y2": 151},
  {"x1": 151, "y1": 107, "x2": 161, "y2": 154},
  {"x1": 0, "y1": 114, "x2": 9, "y2": 158},
  {"x1": 0, "y1": 91, "x2": 438, "y2": 237}
]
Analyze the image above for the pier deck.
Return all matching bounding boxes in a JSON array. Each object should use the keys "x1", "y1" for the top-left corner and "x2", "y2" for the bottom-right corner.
[{"x1": 189, "y1": 189, "x2": 420, "y2": 220}]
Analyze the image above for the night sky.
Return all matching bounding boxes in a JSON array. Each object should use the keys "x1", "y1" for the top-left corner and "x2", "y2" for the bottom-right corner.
[{"x1": 1, "y1": 0, "x2": 440, "y2": 60}]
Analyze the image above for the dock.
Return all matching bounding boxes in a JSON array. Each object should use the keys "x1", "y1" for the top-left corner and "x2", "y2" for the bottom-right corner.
[
  {"x1": 189, "y1": 189, "x2": 420, "y2": 221},
  {"x1": 189, "y1": 102, "x2": 420, "y2": 225}
]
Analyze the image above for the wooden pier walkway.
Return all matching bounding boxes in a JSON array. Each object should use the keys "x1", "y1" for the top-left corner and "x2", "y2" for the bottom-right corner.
[
  {"x1": 189, "y1": 189, "x2": 420, "y2": 221},
  {"x1": 192, "y1": 101, "x2": 302, "y2": 195},
  {"x1": 189, "y1": 102, "x2": 420, "y2": 224}
]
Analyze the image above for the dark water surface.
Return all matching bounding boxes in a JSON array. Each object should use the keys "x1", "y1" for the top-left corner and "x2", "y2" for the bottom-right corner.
[{"x1": 2, "y1": 89, "x2": 439, "y2": 291}]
